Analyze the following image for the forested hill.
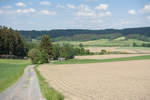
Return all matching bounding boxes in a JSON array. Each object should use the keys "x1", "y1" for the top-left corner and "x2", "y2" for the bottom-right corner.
[{"x1": 19, "y1": 27, "x2": 150, "y2": 41}]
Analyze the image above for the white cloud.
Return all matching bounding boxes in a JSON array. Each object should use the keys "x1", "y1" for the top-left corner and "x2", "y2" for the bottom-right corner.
[
  {"x1": 147, "y1": 16, "x2": 150, "y2": 20},
  {"x1": 0, "y1": 10, "x2": 3, "y2": 14},
  {"x1": 143, "y1": 4, "x2": 150, "y2": 11},
  {"x1": 0, "y1": 9, "x2": 17, "y2": 14},
  {"x1": 40, "y1": 1, "x2": 51, "y2": 5},
  {"x1": 67, "y1": 4, "x2": 75, "y2": 9},
  {"x1": 2, "y1": 5, "x2": 12, "y2": 9},
  {"x1": 16, "y1": 2, "x2": 26, "y2": 7},
  {"x1": 86, "y1": 0, "x2": 98, "y2": 2},
  {"x1": 56, "y1": 4, "x2": 65, "y2": 8},
  {"x1": 40, "y1": 10, "x2": 56, "y2": 15},
  {"x1": 98, "y1": 11, "x2": 112, "y2": 17},
  {"x1": 105, "y1": 11, "x2": 112, "y2": 16},
  {"x1": 120, "y1": 20, "x2": 129, "y2": 25},
  {"x1": 17, "y1": 8, "x2": 36, "y2": 13},
  {"x1": 95, "y1": 4, "x2": 108, "y2": 10},
  {"x1": 140, "y1": 4, "x2": 150, "y2": 13},
  {"x1": 76, "y1": 11, "x2": 95, "y2": 17},
  {"x1": 128, "y1": 9, "x2": 136, "y2": 15},
  {"x1": 76, "y1": 4, "x2": 96, "y2": 17},
  {"x1": 75, "y1": 4, "x2": 112, "y2": 17}
]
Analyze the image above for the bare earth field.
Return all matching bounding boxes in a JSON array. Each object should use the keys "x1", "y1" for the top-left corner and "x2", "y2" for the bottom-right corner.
[
  {"x1": 75, "y1": 54, "x2": 149, "y2": 60},
  {"x1": 86, "y1": 47, "x2": 150, "y2": 54},
  {"x1": 38, "y1": 60, "x2": 150, "y2": 100}
]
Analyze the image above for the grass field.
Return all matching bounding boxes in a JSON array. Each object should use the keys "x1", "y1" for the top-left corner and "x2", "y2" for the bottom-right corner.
[
  {"x1": 54, "y1": 55, "x2": 150, "y2": 64},
  {"x1": 75, "y1": 54, "x2": 149, "y2": 60},
  {"x1": 54, "y1": 39, "x2": 150, "y2": 47},
  {"x1": 35, "y1": 66, "x2": 64, "y2": 100},
  {"x1": 0, "y1": 59, "x2": 31, "y2": 93},
  {"x1": 117, "y1": 47, "x2": 150, "y2": 50}
]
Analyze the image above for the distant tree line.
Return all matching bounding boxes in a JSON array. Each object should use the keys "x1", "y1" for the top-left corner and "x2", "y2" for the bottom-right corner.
[
  {"x1": 19, "y1": 27, "x2": 150, "y2": 42},
  {"x1": 133, "y1": 42, "x2": 150, "y2": 47}
]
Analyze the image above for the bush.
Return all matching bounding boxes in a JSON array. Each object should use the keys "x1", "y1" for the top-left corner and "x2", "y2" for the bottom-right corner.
[
  {"x1": 100, "y1": 49, "x2": 107, "y2": 54},
  {"x1": 53, "y1": 44, "x2": 74, "y2": 60},
  {"x1": 40, "y1": 51, "x2": 49, "y2": 64},
  {"x1": 142, "y1": 43, "x2": 150, "y2": 47},
  {"x1": 59, "y1": 44, "x2": 74, "y2": 59},
  {"x1": 53, "y1": 44, "x2": 61, "y2": 60},
  {"x1": 74, "y1": 47, "x2": 91, "y2": 55},
  {"x1": 28, "y1": 49, "x2": 41, "y2": 64},
  {"x1": 53, "y1": 43, "x2": 93, "y2": 60}
]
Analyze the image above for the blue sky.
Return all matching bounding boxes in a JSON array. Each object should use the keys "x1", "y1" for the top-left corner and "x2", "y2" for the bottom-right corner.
[{"x1": 0, "y1": 0, "x2": 150, "y2": 30}]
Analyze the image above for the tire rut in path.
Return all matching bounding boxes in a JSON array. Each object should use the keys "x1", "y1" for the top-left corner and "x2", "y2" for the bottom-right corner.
[{"x1": 0, "y1": 65, "x2": 45, "y2": 100}]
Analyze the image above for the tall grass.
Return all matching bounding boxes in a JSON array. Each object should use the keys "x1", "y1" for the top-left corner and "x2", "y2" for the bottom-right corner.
[
  {"x1": 0, "y1": 59, "x2": 31, "y2": 93},
  {"x1": 35, "y1": 66, "x2": 64, "y2": 100}
]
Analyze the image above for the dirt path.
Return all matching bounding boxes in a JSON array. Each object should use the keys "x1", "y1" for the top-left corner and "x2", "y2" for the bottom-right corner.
[
  {"x1": 38, "y1": 60, "x2": 150, "y2": 100},
  {"x1": 0, "y1": 65, "x2": 44, "y2": 100}
]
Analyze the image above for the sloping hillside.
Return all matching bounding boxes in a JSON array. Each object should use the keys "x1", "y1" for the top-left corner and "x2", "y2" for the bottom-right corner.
[{"x1": 19, "y1": 27, "x2": 150, "y2": 42}]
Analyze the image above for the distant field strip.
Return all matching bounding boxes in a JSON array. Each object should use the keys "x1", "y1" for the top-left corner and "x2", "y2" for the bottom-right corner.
[
  {"x1": 86, "y1": 47, "x2": 150, "y2": 53},
  {"x1": 0, "y1": 59, "x2": 30, "y2": 93},
  {"x1": 38, "y1": 60, "x2": 150, "y2": 100},
  {"x1": 54, "y1": 55, "x2": 150, "y2": 64},
  {"x1": 55, "y1": 39, "x2": 150, "y2": 47},
  {"x1": 75, "y1": 54, "x2": 149, "y2": 60}
]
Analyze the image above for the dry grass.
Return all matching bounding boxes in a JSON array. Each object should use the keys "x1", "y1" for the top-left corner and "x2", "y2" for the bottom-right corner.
[
  {"x1": 75, "y1": 54, "x2": 149, "y2": 60},
  {"x1": 38, "y1": 60, "x2": 150, "y2": 100},
  {"x1": 85, "y1": 47, "x2": 150, "y2": 54}
]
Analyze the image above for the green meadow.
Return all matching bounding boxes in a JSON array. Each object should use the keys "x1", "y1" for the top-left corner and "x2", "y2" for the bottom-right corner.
[
  {"x1": 0, "y1": 59, "x2": 31, "y2": 93},
  {"x1": 54, "y1": 39, "x2": 150, "y2": 47},
  {"x1": 54, "y1": 55, "x2": 150, "y2": 64}
]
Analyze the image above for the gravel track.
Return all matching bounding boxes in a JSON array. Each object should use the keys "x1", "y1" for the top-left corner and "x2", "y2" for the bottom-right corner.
[
  {"x1": 38, "y1": 60, "x2": 150, "y2": 100},
  {"x1": 0, "y1": 65, "x2": 44, "y2": 100}
]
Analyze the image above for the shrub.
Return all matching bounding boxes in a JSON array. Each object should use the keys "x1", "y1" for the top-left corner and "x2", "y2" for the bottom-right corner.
[
  {"x1": 53, "y1": 43, "x2": 93, "y2": 60},
  {"x1": 40, "y1": 51, "x2": 49, "y2": 64},
  {"x1": 100, "y1": 49, "x2": 107, "y2": 54},
  {"x1": 74, "y1": 47, "x2": 91, "y2": 55},
  {"x1": 28, "y1": 49, "x2": 41, "y2": 64},
  {"x1": 53, "y1": 44, "x2": 74, "y2": 60},
  {"x1": 53, "y1": 44, "x2": 61, "y2": 60},
  {"x1": 59, "y1": 44, "x2": 74, "y2": 59}
]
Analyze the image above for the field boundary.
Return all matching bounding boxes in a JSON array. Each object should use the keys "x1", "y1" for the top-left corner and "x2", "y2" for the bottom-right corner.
[
  {"x1": 35, "y1": 65, "x2": 64, "y2": 100},
  {"x1": 54, "y1": 55, "x2": 150, "y2": 64}
]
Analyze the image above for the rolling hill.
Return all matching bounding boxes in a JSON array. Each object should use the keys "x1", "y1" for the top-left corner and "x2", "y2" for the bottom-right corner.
[{"x1": 19, "y1": 27, "x2": 150, "y2": 42}]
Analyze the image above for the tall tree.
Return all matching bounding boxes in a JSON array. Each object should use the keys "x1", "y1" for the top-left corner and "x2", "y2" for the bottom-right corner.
[
  {"x1": 0, "y1": 26, "x2": 25, "y2": 57},
  {"x1": 40, "y1": 35, "x2": 53, "y2": 59}
]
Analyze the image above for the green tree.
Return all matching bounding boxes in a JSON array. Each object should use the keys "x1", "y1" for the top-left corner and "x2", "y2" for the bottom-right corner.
[
  {"x1": 40, "y1": 51, "x2": 49, "y2": 64},
  {"x1": 133, "y1": 42, "x2": 137, "y2": 47},
  {"x1": 79, "y1": 43, "x2": 83, "y2": 48},
  {"x1": 40, "y1": 35, "x2": 53, "y2": 59},
  {"x1": 28, "y1": 49, "x2": 41, "y2": 64},
  {"x1": 0, "y1": 26, "x2": 26, "y2": 57},
  {"x1": 53, "y1": 44, "x2": 61, "y2": 60}
]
